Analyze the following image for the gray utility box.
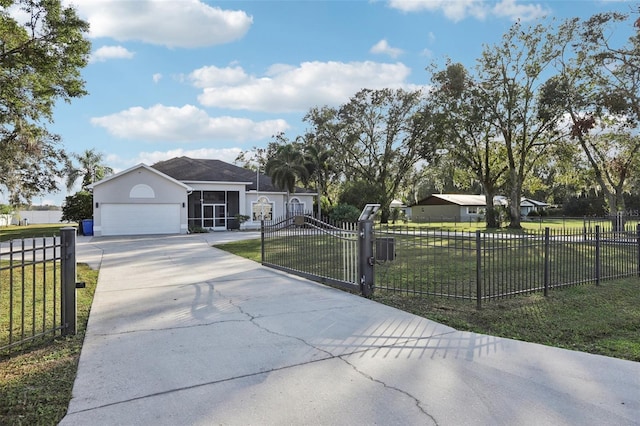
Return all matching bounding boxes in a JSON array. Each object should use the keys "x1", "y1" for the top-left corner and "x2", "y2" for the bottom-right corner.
[{"x1": 375, "y1": 237, "x2": 395, "y2": 262}]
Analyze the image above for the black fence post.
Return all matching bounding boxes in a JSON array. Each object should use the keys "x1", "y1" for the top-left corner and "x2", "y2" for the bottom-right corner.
[
  {"x1": 260, "y1": 219, "x2": 265, "y2": 264},
  {"x1": 595, "y1": 225, "x2": 601, "y2": 287},
  {"x1": 544, "y1": 227, "x2": 550, "y2": 297},
  {"x1": 60, "y1": 227, "x2": 77, "y2": 336},
  {"x1": 476, "y1": 230, "x2": 482, "y2": 310},
  {"x1": 636, "y1": 224, "x2": 640, "y2": 277},
  {"x1": 358, "y1": 220, "x2": 375, "y2": 297}
]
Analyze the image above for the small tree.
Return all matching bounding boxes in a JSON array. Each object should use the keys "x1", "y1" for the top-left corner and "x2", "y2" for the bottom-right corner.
[{"x1": 61, "y1": 191, "x2": 92, "y2": 224}]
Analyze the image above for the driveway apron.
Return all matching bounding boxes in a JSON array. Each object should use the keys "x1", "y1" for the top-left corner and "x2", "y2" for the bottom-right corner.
[{"x1": 60, "y1": 234, "x2": 640, "y2": 425}]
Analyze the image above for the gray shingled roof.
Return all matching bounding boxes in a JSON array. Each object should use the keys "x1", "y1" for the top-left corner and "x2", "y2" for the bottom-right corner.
[{"x1": 151, "y1": 157, "x2": 313, "y2": 193}]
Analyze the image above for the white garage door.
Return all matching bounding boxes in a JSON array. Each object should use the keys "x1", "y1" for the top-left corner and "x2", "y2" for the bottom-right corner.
[{"x1": 101, "y1": 204, "x2": 181, "y2": 236}]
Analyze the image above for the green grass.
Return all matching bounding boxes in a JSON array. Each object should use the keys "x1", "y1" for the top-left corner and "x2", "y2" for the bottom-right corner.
[
  {"x1": 384, "y1": 217, "x2": 639, "y2": 233},
  {"x1": 375, "y1": 279, "x2": 640, "y2": 362},
  {"x1": 215, "y1": 237, "x2": 640, "y2": 362},
  {"x1": 0, "y1": 224, "x2": 77, "y2": 242},
  {"x1": 0, "y1": 260, "x2": 62, "y2": 351},
  {"x1": 215, "y1": 238, "x2": 262, "y2": 262},
  {"x1": 0, "y1": 226, "x2": 97, "y2": 425}
]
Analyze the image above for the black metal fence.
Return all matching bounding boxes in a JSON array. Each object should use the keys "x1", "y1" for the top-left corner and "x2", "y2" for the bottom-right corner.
[
  {"x1": 375, "y1": 224, "x2": 640, "y2": 308},
  {"x1": 261, "y1": 215, "x2": 639, "y2": 308},
  {"x1": 262, "y1": 214, "x2": 361, "y2": 293},
  {"x1": 0, "y1": 228, "x2": 78, "y2": 355}
]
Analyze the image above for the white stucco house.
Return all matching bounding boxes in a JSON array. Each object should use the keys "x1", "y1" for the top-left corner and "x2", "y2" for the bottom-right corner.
[{"x1": 88, "y1": 157, "x2": 315, "y2": 236}]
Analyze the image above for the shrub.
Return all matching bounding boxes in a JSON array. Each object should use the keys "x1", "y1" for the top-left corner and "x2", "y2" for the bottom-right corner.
[
  {"x1": 329, "y1": 204, "x2": 360, "y2": 223},
  {"x1": 61, "y1": 191, "x2": 92, "y2": 223},
  {"x1": 188, "y1": 226, "x2": 209, "y2": 234}
]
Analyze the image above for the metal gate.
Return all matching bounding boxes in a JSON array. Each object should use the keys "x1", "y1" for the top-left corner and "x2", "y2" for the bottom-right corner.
[{"x1": 261, "y1": 214, "x2": 377, "y2": 296}]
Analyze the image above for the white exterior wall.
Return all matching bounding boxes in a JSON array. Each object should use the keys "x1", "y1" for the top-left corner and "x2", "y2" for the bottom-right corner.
[
  {"x1": 243, "y1": 191, "x2": 315, "y2": 229},
  {"x1": 92, "y1": 167, "x2": 189, "y2": 236},
  {"x1": 17, "y1": 210, "x2": 63, "y2": 224}
]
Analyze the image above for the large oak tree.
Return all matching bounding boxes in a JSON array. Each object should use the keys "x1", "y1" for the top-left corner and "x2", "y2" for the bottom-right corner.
[
  {"x1": 474, "y1": 20, "x2": 570, "y2": 228},
  {"x1": 542, "y1": 11, "x2": 640, "y2": 219},
  {"x1": 0, "y1": 0, "x2": 90, "y2": 204},
  {"x1": 306, "y1": 88, "x2": 432, "y2": 223}
]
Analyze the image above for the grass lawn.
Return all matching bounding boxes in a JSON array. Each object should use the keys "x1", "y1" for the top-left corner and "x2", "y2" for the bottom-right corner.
[
  {"x1": 0, "y1": 224, "x2": 96, "y2": 425},
  {"x1": 0, "y1": 224, "x2": 77, "y2": 242},
  {"x1": 383, "y1": 217, "x2": 639, "y2": 233},
  {"x1": 215, "y1": 237, "x2": 640, "y2": 362}
]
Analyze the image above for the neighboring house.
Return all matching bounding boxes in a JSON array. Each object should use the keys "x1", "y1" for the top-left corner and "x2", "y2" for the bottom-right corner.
[
  {"x1": 520, "y1": 198, "x2": 550, "y2": 216},
  {"x1": 88, "y1": 157, "x2": 315, "y2": 236},
  {"x1": 389, "y1": 199, "x2": 408, "y2": 218},
  {"x1": 409, "y1": 194, "x2": 487, "y2": 222},
  {"x1": 494, "y1": 196, "x2": 550, "y2": 217}
]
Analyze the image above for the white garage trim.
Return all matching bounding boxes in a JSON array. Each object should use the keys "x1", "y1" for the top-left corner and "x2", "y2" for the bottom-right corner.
[{"x1": 101, "y1": 204, "x2": 181, "y2": 236}]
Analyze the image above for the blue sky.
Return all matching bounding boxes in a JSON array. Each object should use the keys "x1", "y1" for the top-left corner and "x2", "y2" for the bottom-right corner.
[{"x1": 11, "y1": 0, "x2": 637, "y2": 205}]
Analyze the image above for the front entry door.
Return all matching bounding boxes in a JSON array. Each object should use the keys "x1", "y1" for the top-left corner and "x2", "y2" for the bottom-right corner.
[{"x1": 203, "y1": 204, "x2": 227, "y2": 231}]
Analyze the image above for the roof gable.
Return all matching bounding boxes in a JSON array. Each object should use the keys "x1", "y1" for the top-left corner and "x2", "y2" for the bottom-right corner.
[{"x1": 88, "y1": 163, "x2": 191, "y2": 191}]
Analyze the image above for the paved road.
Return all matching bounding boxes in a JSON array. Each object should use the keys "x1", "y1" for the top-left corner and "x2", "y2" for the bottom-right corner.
[{"x1": 60, "y1": 232, "x2": 640, "y2": 425}]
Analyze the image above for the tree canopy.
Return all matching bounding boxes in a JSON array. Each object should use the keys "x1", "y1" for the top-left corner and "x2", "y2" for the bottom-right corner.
[
  {"x1": 305, "y1": 88, "x2": 432, "y2": 223},
  {"x1": 238, "y1": 9, "x2": 640, "y2": 225},
  {"x1": 0, "y1": 0, "x2": 90, "y2": 204}
]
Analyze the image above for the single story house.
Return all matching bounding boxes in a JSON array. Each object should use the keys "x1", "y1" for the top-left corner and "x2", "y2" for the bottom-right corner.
[
  {"x1": 494, "y1": 196, "x2": 550, "y2": 217},
  {"x1": 88, "y1": 157, "x2": 315, "y2": 236},
  {"x1": 409, "y1": 194, "x2": 487, "y2": 222},
  {"x1": 520, "y1": 198, "x2": 550, "y2": 216},
  {"x1": 411, "y1": 194, "x2": 551, "y2": 222}
]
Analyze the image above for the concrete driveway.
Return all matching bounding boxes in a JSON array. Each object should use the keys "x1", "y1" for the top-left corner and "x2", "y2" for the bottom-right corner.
[{"x1": 60, "y1": 232, "x2": 640, "y2": 425}]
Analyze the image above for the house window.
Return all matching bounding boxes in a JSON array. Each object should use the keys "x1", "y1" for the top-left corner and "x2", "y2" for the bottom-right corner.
[
  {"x1": 468, "y1": 207, "x2": 485, "y2": 215},
  {"x1": 252, "y1": 196, "x2": 273, "y2": 221},
  {"x1": 288, "y1": 197, "x2": 304, "y2": 215},
  {"x1": 130, "y1": 184, "x2": 155, "y2": 198}
]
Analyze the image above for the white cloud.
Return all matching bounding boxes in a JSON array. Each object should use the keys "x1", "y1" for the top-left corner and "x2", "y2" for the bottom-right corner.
[
  {"x1": 370, "y1": 39, "x2": 404, "y2": 58},
  {"x1": 193, "y1": 61, "x2": 419, "y2": 113},
  {"x1": 388, "y1": 0, "x2": 487, "y2": 21},
  {"x1": 152, "y1": 73, "x2": 163, "y2": 83},
  {"x1": 388, "y1": 0, "x2": 548, "y2": 22},
  {"x1": 420, "y1": 48, "x2": 433, "y2": 58},
  {"x1": 90, "y1": 104, "x2": 289, "y2": 142},
  {"x1": 492, "y1": 0, "x2": 549, "y2": 22},
  {"x1": 189, "y1": 65, "x2": 249, "y2": 88},
  {"x1": 68, "y1": 0, "x2": 253, "y2": 48},
  {"x1": 90, "y1": 45, "x2": 135, "y2": 63}
]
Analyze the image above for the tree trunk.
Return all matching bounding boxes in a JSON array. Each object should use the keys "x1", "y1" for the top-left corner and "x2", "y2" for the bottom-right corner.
[
  {"x1": 380, "y1": 206, "x2": 390, "y2": 224},
  {"x1": 316, "y1": 183, "x2": 322, "y2": 218},
  {"x1": 484, "y1": 190, "x2": 499, "y2": 228},
  {"x1": 508, "y1": 183, "x2": 522, "y2": 229},
  {"x1": 610, "y1": 190, "x2": 627, "y2": 231}
]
